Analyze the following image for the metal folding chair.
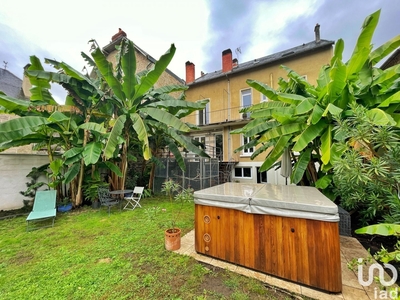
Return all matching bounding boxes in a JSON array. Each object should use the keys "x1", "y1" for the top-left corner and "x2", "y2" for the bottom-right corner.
[
  {"x1": 98, "y1": 187, "x2": 120, "y2": 215},
  {"x1": 123, "y1": 186, "x2": 144, "y2": 210}
]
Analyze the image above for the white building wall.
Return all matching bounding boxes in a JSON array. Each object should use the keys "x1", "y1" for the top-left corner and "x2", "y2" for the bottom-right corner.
[
  {"x1": 0, "y1": 154, "x2": 49, "y2": 210},
  {"x1": 231, "y1": 162, "x2": 293, "y2": 186}
]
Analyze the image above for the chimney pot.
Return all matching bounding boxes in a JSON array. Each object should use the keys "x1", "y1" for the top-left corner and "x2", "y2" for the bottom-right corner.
[
  {"x1": 185, "y1": 61, "x2": 195, "y2": 84},
  {"x1": 222, "y1": 49, "x2": 233, "y2": 73},
  {"x1": 232, "y1": 58, "x2": 238, "y2": 68},
  {"x1": 314, "y1": 23, "x2": 320, "y2": 43}
]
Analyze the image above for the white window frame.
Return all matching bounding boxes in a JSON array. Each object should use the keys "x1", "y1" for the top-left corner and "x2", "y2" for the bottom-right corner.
[
  {"x1": 261, "y1": 93, "x2": 268, "y2": 102},
  {"x1": 241, "y1": 134, "x2": 254, "y2": 156},
  {"x1": 240, "y1": 88, "x2": 252, "y2": 119},
  {"x1": 234, "y1": 167, "x2": 252, "y2": 178},
  {"x1": 197, "y1": 101, "x2": 210, "y2": 125}
]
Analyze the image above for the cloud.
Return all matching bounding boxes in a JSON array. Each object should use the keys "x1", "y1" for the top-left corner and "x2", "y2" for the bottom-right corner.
[{"x1": 201, "y1": 0, "x2": 400, "y2": 75}]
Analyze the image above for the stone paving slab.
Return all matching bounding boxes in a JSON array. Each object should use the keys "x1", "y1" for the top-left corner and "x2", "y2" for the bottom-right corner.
[{"x1": 174, "y1": 230, "x2": 397, "y2": 300}]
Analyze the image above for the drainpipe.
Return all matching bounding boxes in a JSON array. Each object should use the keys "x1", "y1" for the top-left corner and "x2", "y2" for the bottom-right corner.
[{"x1": 225, "y1": 74, "x2": 232, "y2": 161}]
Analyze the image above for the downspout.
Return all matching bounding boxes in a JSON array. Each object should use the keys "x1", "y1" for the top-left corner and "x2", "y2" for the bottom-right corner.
[{"x1": 226, "y1": 74, "x2": 232, "y2": 161}]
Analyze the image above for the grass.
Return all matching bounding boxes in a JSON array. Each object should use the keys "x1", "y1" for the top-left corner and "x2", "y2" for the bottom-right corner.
[{"x1": 0, "y1": 195, "x2": 304, "y2": 299}]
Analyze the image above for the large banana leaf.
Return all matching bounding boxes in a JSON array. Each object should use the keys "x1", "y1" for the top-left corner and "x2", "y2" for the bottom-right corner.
[
  {"x1": 132, "y1": 44, "x2": 176, "y2": 105},
  {"x1": 369, "y1": 35, "x2": 400, "y2": 65},
  {"x1": 327, "y1": 59, "x2": 347, "y2": 106},
  {"x1": 292, "y1": 120, "x2": 328, "y2": 152},
  {"x1": 320, "y1": 125, "x2": 333, "y2": 165},
  {"x1": 355, "y1": 224, "x2": 400, "y2": 236},
  {"x1": 0, "y1": 116, "x2": 49, "y2": 143},
  {"x1": 260, "y1": 123, "x2": 305, "y2": 142},
  {"x1": 79, "y1": 122, "x2": 107, "y2": 134},
  {"x1": 0, "y1": 95, "x2": 31, "y2": 112},
  {"x1": 82, "y1": 142, "x2": 102, "y2": 166},
  {"x1": 130, "y1": 113, "x2": 151, "y2": 160},
  {"x1": 366, "y1": 108, "x2": 396, "y2": 125},
  {"x1": 121, "y1": 39, "x2": 137, "y2": 100},
  {"x1": 294, "y1": 99, "x2": 314, "y2": 115},
  {"x1": 371, "y1": 65, "x2": 400, "y2": 88},
  {"x1": 346, "y1": 10, "x2": 380, "y2": 77},
  {"x1": 151, "y1": 84, "x2": 188, "y2": 95},
  {"x1": 141, "y1": 107, "x2": 190, "y2": 132},
  {"x1": 277, "y1": 93, "x2": 305, "y2": 105},
  {"x1": 104, "y1": 115, "x2": 127, "y2": 159},
  {"x1": 91, "y1": 47, "x2": 125, "y2": 101},
  {"x1": 103, "y1": 161, "x2": 123, "y2": 177},
  {"x1": 167, "y1": 128, "x2": 209, "y2": 157},
  {"x1": 378, "y1": 90, "x2": 400, "y2": 107},
  {"x1": 246, "y1": 79, "x2": 279, "y2": 100},
  {"x1": 167, "y1": 141, "x2": 185, "y2": 171},
  {"x1": 291, "y1": 148, "x2": 312, "y2": 184},
  {"x1": 64, "y1": 163, "x2": 80, "y2": 185},
  {"x1": 259, "y1": 134, "x2": 291, "y2": 172},
  {"x1": 330, "y1": 38, "x2": 344, "y2": 65}
]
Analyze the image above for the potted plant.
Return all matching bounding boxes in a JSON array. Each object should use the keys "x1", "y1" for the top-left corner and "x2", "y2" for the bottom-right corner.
[
  {"x1": 57, "y1": 196, "x2": 73, "y2": 212},
  {"x1": 161, "y1": 179, "x2": 194, "y2": 251},
  {"x1": 83, "y1": 180, "x2": 109, "y2": 209}
]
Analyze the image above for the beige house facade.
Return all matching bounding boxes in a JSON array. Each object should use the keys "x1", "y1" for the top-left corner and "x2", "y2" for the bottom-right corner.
[{"x1": 183, "y1": 26, "x2": 334, "y2": 184}]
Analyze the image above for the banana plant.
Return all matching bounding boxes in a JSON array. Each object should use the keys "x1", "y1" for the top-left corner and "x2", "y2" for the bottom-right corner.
[
  {"x1": 88, "y1": 38, "x2": 209, "y2": 190},
  {"x1": 0, "y1": 36, "x2": 211, "y2": 205},
  {"x1": 233, "y1": 9, "x2": 400, "y2": 189}
]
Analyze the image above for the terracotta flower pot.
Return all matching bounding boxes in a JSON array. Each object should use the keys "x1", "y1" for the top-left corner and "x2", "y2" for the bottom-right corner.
[{"x1": 164, "y1": 228, "x2": 181, "y2": 251}]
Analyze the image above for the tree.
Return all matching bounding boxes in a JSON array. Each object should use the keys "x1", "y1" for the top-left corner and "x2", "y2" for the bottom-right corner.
[
  {"x1": 0, "y1": 37, "x2": 208, "y2": 205},
  {"x1": 233, "y1": 10, "x2": 400, "y2": 192}
]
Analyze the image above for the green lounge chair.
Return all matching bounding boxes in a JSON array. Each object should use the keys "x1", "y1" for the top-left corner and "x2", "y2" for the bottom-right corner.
[{"x1": 26, "y1": 190, "x2": 57, "y2": 231}]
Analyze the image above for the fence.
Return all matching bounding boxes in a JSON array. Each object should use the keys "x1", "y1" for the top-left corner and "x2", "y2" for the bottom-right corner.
[{"x1": 153, "y1": 156, "x2": 220, "y2": 193}]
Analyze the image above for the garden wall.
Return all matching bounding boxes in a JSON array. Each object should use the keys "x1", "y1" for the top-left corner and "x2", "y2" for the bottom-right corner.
[{"x1": 0, "y1": 153, "x2": 49, "y2": 210}]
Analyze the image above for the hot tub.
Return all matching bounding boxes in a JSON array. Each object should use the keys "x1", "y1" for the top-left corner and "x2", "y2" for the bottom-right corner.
[{"x1": 194, "y1": 182, "x2": 342, "y2": 293}]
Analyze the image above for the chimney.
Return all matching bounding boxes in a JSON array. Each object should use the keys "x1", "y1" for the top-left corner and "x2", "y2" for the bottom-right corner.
[
  {"x1": 232, "y1": 58, "x2": 238, "y2": 68},
  {"x1": 112, "y1": 28, "x2": 127, "y2": 41},
  {"x1": 222, "y1": 49, "x2": 233, "y2": 73},
  {"x1": 185, "y1": 61, "x2": 195, "y2": 84},
  {"x1": 314, "y1": 23, "x2": 320, "y2": 43}
]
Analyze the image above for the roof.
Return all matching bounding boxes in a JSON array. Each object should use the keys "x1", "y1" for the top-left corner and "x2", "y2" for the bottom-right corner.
[
  {"x1": 381, "y1": 48, "x2": 400, "y2": 70},
  {"x1": 0, "y1": 68, "x2": 24, "y2": 99},
  {"x1": 189, "y1": 39, "x2": 334, "y2": 86},
  {"x1": 102, "y1": 36, "x2": 185, "y2": 84}
]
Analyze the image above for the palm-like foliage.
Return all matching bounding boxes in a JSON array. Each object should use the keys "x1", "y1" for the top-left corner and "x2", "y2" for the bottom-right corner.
[
  {"x1": 233, "y1": 10, "x2": 400, "y2": 189},
  {"x1": 0, "y1": 37, "x2": 208, "y2": 205}
]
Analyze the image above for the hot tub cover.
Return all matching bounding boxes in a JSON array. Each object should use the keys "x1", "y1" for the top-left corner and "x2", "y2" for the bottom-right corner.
[{"x1": 194, "y1": 182, "x2": 339, "y2": 222}]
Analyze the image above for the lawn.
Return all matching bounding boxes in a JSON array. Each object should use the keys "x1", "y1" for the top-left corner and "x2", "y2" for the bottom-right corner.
[{"x1": 0, "y1": 195, "x2": 303, "y2": 299}]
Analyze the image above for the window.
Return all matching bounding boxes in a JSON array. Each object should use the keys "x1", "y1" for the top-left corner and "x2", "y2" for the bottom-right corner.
[
  {"x1": 234, "y1": 167, "x2": 252, "y2": 178},
  {"x1": 242, "y1": 135, "x2": 254, "y2": 155},
  {"x1": 261, "y1": 93, "x2": 268, "y2": 102},
  {"x1": 194, "y1": 136, "x2": 206, "y2": 147},
  {"x1": 241, "y1": 89, "x2": 252, "y2": 119},
  {"x1": 257, "y1": 167, "x2": 268, "y2": 183},
  {"x1": 198, "y1": 101, "x2": 210, "y2": 125}
]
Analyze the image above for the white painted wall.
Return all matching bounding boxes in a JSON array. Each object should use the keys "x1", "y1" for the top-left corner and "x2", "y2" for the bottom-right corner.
[
  {"x1": 231, "y1": 162, "x2": 294, "y2": 186},
  {"x1": 0, "y1": 153, "x2": 50, "y2": 210}
]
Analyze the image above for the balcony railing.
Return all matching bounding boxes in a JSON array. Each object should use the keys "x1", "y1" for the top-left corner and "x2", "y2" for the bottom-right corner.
[{"x1": 182, "y1": 105, "x2": 250, "y2": 126}]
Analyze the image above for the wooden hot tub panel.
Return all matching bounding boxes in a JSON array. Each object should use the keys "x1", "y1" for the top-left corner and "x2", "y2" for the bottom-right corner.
[{"x1": 195, "y1": 204, "x2": 342, "y2": 293}]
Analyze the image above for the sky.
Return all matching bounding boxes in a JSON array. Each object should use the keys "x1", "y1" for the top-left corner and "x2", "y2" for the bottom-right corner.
[{"x1": 0, "y1": 0, "x2": 399, "y2": 103}]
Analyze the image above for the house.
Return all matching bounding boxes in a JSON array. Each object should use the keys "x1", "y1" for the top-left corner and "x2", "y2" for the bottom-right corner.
[
  {"x1": 381, "y1": 48, "x2": 400, "y2": 70},
  {"x1": 182, "y1": 25, "x2": 334, "y2": 185}
]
